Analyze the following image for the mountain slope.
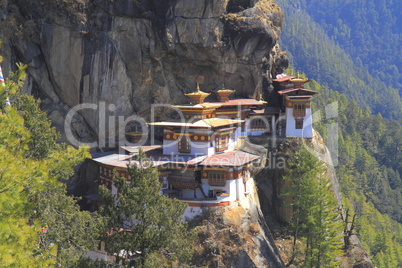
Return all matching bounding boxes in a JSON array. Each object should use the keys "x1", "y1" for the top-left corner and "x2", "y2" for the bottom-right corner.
[
  {"x1": 310, "y1": 80, "x2": 402, "y2": 267},
  {"x1": 297, "y1": 0, "x2": 402, "y2": 93},
  {"x1": 276, "y1": 0, "x2": 402, "y2": 120}
]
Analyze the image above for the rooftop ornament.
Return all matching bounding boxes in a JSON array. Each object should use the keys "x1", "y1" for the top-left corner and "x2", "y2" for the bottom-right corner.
[
  {"x1": 290, "y1": 73, "x2": 309, "y2": 84},
  {"x1": 213, "y1": 83, "x2": 235, "y2": 102},
  {"x1": 185, "y1": 83, "x2": 210, "y2": 104}
]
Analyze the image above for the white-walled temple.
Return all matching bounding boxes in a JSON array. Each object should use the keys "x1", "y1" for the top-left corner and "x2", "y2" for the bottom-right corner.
[{"x1": 92, "y1": 74, "x2": 316, "y2": 219}]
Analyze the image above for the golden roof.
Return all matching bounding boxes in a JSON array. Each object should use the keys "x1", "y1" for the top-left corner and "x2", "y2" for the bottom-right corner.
[
  {"x1": 185, "y1": 83, "x2": 210, "y2": 104},
  {"x1": 290, "y1": 74, "x2": 309, "y2": 83},
  {"x1": 213, "y1": 87, "x2": 235, "y2": 94},
  {"x1": 148, "y1": 118, "x2": 244, "y2": 128},
  {"x1": 213, "y1": 84, "x2": 235, "y2": 102},
  {"x1": 200, "y1": 103, "x2": 222, "y2": 109},
  {"x1": 173, "y1": 103, "x2": 222, "y2": 109},
  {"x1": 201, "y1": 118, "x2": 243, "y2": 127}
]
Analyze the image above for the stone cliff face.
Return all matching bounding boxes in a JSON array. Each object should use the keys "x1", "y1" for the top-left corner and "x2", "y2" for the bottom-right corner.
[{"x1": 0, "y1": 0, "x2": 287, "y2": 146}]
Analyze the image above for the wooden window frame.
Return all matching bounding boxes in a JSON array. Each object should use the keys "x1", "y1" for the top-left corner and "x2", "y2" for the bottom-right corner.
[
  {"x1": 208, "y1": 172, "x2": 226, "y2": 186},
  {"x1": 178, "y1": 136, "x2": 190, "y2": 153},
  {"x1": 293, "y1": 103, "x2": 306, "y2": 117},
  {"x1": 295, "y1": 118, "x2": 303, "y2": 129},
  {"x1": 215, "y1": 135, "x2": 229, "y2": 152},
  {"x1": 250, "y1": 118, "x2": 269, "y2": 130}
]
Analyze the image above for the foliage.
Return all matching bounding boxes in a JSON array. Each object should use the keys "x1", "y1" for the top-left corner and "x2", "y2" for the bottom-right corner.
[
  {"x1": 344, "y1": 197, "x2": 402, "y2": 268},
  {"x1": 0, "y1": 63, "x2": 59, "y2": 159},
  {"x1": 0, "y1": 109, "x2": 43, "y2": 267},
  {"x1": 282, "y1": 144, "x2": 343, "y2": 267},
  {"x1": 0, "y1": 64, "x2": 100, "y2": 267},
  {"x1": 11, "y1": 92, "x2": 59, "y2": 159},
  {"x1": 231, "y1": 0, "x2": 401, "y2": 265},
  {"x1": 33, "y1": 183, "x2": 103, "y2": 267},
  {"x1": 75, "y1": 256, "x2": 121, "y2": 267},
  {"x1": 309, "y1": 80, "x2": 402, "y2": 222},
  {"x1": 276, "y1": 0, "x2": 402, "y2": 120},
  {"x1": 308, "y1": 79, "x2": 402, "y2": 267},
  {"x1": 293, "y1": 0, "x2": 402, "y2": 95},
  {"x1": 100, "y1": 149, "x2": 195, "y2": 267}
]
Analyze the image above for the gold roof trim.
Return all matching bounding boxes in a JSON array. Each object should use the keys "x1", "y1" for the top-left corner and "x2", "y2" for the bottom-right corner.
[
  {"x1": 213, "y1": 89, "x2": 235, "y2": 94},
  {"x1": 173, "y1": 103, "x2": 222, "y2": 109},
  {"x1": 290, "y1": 74, "x2": 309, "y2": 83}
]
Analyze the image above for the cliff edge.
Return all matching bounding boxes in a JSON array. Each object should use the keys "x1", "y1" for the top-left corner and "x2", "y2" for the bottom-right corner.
[
  {"x1": 252, "y1": 132, "x2": 375, "y2": 267},
  {"x1": 189, "y1": 176, "x2": 285, "y2": 267},
  {"x1": 0, "y1": 0, "x2": 287, "y2": 146}
]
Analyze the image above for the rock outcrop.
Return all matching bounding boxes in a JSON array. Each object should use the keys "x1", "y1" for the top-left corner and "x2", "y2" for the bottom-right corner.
[
  {"x1": 0, "y1": 0, "x2": 287, "y2": 147},
  {"x1": 190, "y1": 178, "x2": 285, "y2": 267}
]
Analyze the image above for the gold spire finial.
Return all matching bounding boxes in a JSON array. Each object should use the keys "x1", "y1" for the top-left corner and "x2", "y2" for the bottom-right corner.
[
  {"x1": 185, "y1": 83, "x2": 210, "y2": 104},
  {"x1": 213, "y1": 83, "x2": 235, "y2": 102}
]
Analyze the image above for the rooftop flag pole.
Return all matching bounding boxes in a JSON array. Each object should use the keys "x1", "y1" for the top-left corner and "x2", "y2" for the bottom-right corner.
[{"x1": 0, "y1": 65, "x2": 10, "y2": 106}]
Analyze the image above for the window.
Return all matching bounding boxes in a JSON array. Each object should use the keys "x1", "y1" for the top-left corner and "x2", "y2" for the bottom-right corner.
[
  {"x1": 250, "y1": 118, "x2": 269, "y2": 130},
  {"x1": 215, "y1": 135, "x2": 229, "y2": 152},
  {"x1": 208, "y1": 172, "x2": 226, "y2": 186},
  {"x1": 295, "y1": 119, "x2": 303, "y2": 129},
  {"x1": 293, "y1": 103, "x2": 306, "y2": 117},
  {"x1": 178, "y1": 136, "x2": 190, "y2": 153}
]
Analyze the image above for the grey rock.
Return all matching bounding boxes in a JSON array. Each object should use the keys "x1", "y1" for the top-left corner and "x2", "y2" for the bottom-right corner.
[{"x1": 0, "y1": 0, "x2": 286, "y2": 149}]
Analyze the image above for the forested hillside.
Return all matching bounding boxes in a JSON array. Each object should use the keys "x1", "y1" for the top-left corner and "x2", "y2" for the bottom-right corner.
[
  {"x1": 276, "y1": 0, "x2": 402, "y2": 120},
  {"x1": 293, "y1": 0, "x2": 402, "y2": 94},
  {"x1": 275, "y1": 1, "x2": 402, "y2": 266},
  {"x1": 307, "y1": 78, "x2": 402, "y2": 267}
]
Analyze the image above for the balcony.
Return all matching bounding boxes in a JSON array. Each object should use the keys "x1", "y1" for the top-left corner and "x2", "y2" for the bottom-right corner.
[
  {"x1": 167, "y1": 175, "x2": 198, "y2": 190},
  {"x1": 293, "y1": 109, "x2": 306, "y2": 117}
]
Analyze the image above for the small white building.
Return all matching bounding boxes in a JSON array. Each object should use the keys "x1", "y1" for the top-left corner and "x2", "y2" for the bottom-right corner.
[{"x1": 274, "y1": 75, "x2": 317, "y2": 138}]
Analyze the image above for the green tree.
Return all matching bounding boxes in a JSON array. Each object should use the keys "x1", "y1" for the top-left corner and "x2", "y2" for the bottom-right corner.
[
  {"x1": 100, "y1": 149, "x2": 195, "y2": 267},
  {"x1": 0, "y1": 64, "x2": 100, "y2": 267},
  {"x1": 308, "y1": 77, "x2": 402, "y2": 266},
  {"x1": 282, "y1": 144, "x2": 343, "y2": 267},
  {"x1": 0, "y1": 109, "x2": 43, "y2": 267},
  {"x1": 11, "y1": 90, "x2": 59, "y2": 159},
  {"x1": 276, "y1": 0, "x2": 402, "y2": 120},
  {"x1": 33, "y1": 183, "x2": 103, "y2": 267}
]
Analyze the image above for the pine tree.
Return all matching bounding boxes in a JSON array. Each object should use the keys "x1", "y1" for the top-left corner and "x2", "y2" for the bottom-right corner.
[
  {"x1": 0, "y1": 64, "x2": 100, "y2": 266},
  {"x1": 33, "y1": 183, "x2": 103, "y2": 266},
  {"x1": 100, "y1": 149, "x2": 195, "y2": 267},
  {"x1": 0, "y1": 109, "x2": 42, "y2": 267},
  {"x1": 282, "y1": 144, "x2": 343, "y2": 267}
]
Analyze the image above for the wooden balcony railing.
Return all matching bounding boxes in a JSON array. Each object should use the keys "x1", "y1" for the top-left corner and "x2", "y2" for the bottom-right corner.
[
  {"x1": 168, "y1": 176, "x2": 197, "y2": 190},
  {"x1": 293, "y1": 109, "x2": 306, "y2": 117}
]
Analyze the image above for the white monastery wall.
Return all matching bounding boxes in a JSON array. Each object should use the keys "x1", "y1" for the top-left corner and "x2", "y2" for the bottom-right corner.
[{"x1": 285, "y1": 107, "x2": 313, "y2": 137}]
